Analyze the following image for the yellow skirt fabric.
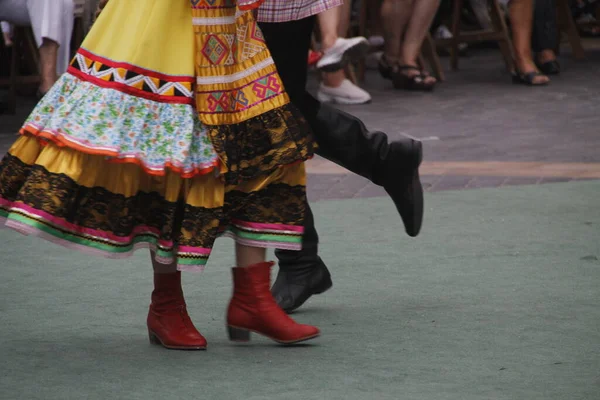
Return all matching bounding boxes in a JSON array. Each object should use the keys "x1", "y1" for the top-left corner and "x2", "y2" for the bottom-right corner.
[{"x1": 0, "y1": 0, "x2": 314, "y2": 270}]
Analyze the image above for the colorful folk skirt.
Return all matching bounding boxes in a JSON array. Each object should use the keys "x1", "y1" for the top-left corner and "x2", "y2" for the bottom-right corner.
[{"x1": 0, "y1": 0, "x2": 316, "y2": 271}]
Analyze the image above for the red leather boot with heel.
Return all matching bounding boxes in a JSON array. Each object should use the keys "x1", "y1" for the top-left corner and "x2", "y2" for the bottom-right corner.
[
  {"x1": 147, "y1": 272, "x2": 207, "y2": 350},
  {"x1": 227, "y1": 262, "x2": 320, "y2": 344}
]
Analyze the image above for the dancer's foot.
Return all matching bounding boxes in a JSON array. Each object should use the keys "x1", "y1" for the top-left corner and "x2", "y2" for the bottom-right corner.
[
  {"x1": 228, "y1": 262, "x2": 320, "y2": 344},
  {"x1": 147, "y1": 305, "x2": 208, "y2": 350},
  {"x1": 382, "y1": 138, "x2": 424, "y2": 237},
  {"x1": 147, "y1": 272, "x2": 207, "y2": 350},
  {"x1": 272, "y1": 261, "x2": 332, "y2": 313}
]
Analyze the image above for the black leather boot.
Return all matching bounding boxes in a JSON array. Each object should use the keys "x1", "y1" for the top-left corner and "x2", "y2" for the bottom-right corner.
[
  {"x1": 303, "y1": 93, "x2": 424, "y2": 237},
  {"x1": 273, "y1": 202, "x2": 332, "y2": 313}
]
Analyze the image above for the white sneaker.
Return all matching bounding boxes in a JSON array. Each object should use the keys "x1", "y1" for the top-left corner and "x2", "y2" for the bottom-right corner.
[
  {"x1": 316, "y1": 37, "x2": 369, "y2": 72},
  {"x1": 317, "y1": 79, "x2": 372, "y2": 105}
]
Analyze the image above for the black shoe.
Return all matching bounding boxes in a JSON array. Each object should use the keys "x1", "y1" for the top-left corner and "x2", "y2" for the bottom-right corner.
[
  {"x1": 382, "y1": 139, "x2": 424, "y2": 237},
  {"x1": 274, "y1": 202, "x2": 332, "y2": 312},
  {"x1": 536, "y1": 60, "x2": 560, "y2": 76},
  {"x1": 271, "y1": 261, "x2": 332, "y2": 313}
]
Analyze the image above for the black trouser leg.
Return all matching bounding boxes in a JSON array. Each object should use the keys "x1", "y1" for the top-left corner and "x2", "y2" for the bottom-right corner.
[
  {"x1": 532, "y1": 0, "x2": 558, "y2": 53},
  {"x1": 260, "y1": 18, "x2": 324, "y2": 269},
  {"x1": 300, "y1": 93, "x2": 398, "y2": 186},
  {"x1": 260, "y1": 16, "x2": 421, "y2": 311},
  {"x1": 259, "y1": 18, "x2": 313, "y2": 107},
  {"x1": 273, "y1": 201, "x2": 323, "y2": 268},
  {"x1": 260, "y1": 18, "x2": 398, "y2": 190},
  {"x1": 261, "y1": 17, "x2": 422, "y2": 239}
]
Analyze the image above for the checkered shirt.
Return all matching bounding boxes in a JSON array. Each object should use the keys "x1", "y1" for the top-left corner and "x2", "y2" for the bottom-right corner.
[{"x1": 256, "y1": 0, "x2": 343, "y2": 23}]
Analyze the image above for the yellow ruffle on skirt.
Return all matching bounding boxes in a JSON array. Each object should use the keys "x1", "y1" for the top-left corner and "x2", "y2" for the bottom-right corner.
[{"x1": 0, "y1": 135, "x2": 307, "y2": 271}]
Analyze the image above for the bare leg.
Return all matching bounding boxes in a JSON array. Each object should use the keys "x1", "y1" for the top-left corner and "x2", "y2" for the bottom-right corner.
[
  {"x1": 401, "y1": 0, "x2": 440, "y2": 84},
  {"x1": 322, "y1": 70, "x2": 346, "y2": 88},
  {"x1": 236, "y1": 244, "x2": 267, "y2": 268},
  {"x1": 336, "y1": 0, "x2": 352, "y2": 38},
  {"x1": 510, "y1": 0, "x2": 549, "y2": 84},
  {"x1": 38, "y1": 38, "x2": 59, "y2": 93},
  {"x1": 318, "y1": 7, "x2": 340, "y2": 50},
  {"x1": 318, "y1": 7, "x2": 347, "y2": 87},
  {"x1": 380, "y1": 0, "x2": 414, "y2": 63},
  {"x1": 537, "y1": 49, "x2": 557, "y2": 64}
]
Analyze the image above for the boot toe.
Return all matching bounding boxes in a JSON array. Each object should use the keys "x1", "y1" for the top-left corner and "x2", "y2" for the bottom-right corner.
[
  {"x1": 271, "y1": 263, "x2": 333, "y2": 313},
  {"x1": 383, "y1": 140, "x2": 424, "y2": 237},
  {"x1": 147, "y1": 309, "x2": 208, "y2": 350},
  {"x1": 302, "y1": 325, "x2": 320, "y2": 338},
  {"x1": 282, "y1": 324, "x2": 320, "y2": 344},
  {"x1": 273, "y1": 291, "x2": 295, "y2": 312}
]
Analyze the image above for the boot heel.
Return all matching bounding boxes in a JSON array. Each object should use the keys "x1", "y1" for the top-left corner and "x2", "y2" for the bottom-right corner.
[
  {"x1": 227, "y1": 326, "x2": 251, "y2": 342},
  {"x1": 148, "y1": 330, "x2": 161, "y2": 346}
]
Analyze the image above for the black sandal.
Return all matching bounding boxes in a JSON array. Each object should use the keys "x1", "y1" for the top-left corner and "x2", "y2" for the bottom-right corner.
[
  {"x1": 392, "y1": 65, "x2": 436, "y2": 91},
  {"x1": 512, "y1": 71, "x2": 549, "y2": 86}
]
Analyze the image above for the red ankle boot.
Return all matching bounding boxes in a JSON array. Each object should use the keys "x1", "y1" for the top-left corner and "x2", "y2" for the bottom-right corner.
[
  {"x1": 227, "y1": 262, "x2": 320, "y2": 344},
  {"x1": 147, "y1": 272, "x2": 207, "y2": 350}
]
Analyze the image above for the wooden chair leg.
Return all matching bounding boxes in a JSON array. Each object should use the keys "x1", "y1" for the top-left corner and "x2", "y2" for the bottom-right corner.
[
  {"x1": 421, "y1": 33, "x2": 445, "y2": 81},
  {"x1": 24, "y1": 28, "x2": 40, "y2": 74},
  {"x1": 357, "y1": 0, "x2": 369, "y2": 82},
  {"x1": 489, "y1": 0, "x2": 515, "y2": 73},
  {"x1": 450, "y1": 0, "x2": 463, "y2": 70},
  {"x1": 556, "y1": 0, "x2": 585, "y2": 60}
]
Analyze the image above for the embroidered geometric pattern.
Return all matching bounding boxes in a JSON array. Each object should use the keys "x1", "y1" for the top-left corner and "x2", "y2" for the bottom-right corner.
[
  {"x1": 69, "y1": 48, "x2": 194, "y2": 104},
  {"x1": 252, "y1": 75, "x2": 281, "y2": 99},
  {"x1": 191, "y1": 0, "x2": 236, "y2": 9},
  {"x1": 199, "y1": 72, "x2": 283, "y2": 114},
  {"x1": 236, "y1": 21, "x2": 264, "y2": 61},
  {"x1": 201, "y1": 34, "x2": 236, "y2": 65},
  {"x1": 192, "y1": 3, "x2": 287, "y2": 123},
  {"x1": 248, "y1": 19, "x2": 264, "y2": 42},
  {"x1": 206, "y1": 89, "x2": 251, "y2": 113}
]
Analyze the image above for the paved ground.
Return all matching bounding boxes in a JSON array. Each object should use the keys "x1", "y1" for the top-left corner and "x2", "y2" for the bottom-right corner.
[
  {"x1": 1, "y1": 43, "x2": 599, "y2": 400},
  {"x1": 304, "y1": 45, "x2": 600, "y2": 199},
  {"x1": 1, "y1": 181, "x2": 598, "y2": 400}
]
